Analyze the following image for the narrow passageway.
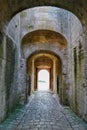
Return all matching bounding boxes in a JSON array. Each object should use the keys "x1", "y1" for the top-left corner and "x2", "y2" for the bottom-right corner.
[
  {"x1": 0, "y1": 91, "x2": 87, "y2": 130},
  {"x1": 0, "y1": 1, "x2": 87, "y2": 127}
]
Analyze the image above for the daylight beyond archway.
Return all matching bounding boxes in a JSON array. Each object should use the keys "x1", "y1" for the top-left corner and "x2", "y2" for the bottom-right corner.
[
  {"x1": 38, "y1": 69, "x2": 49, "y2": 91},
  {"x1": 0, "y1": 4, "x2": 87, "y2": 130}
]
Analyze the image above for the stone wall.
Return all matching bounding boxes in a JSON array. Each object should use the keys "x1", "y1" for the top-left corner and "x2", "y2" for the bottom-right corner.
[
  {"x1": 19, "y1": 7, "x2": 69, "y2": 41},
  {"x1": 7, "y1": 7, "x2": 71, "y2": 99},
  {"x1": 67, "y1": 13, "x2": 87, "y2": 120},
  {"x1": 27, "y1": 53, "x2": 62, "y2": 94},
  {"x1": 5, "y1": 37, "x2": 16, "y2": 115},
  {"x1": 0, "y1": 34, "x2": 6, "y2": 122},
  {"x1": 0, "y1": 6, "x2": 86, "y2": 122},
  {"x1": 0, "y1": 35, "x2": 22, "y2": 122},
  {"x1": 0, "y1": 16, "x2": 21, "y2": 121}
]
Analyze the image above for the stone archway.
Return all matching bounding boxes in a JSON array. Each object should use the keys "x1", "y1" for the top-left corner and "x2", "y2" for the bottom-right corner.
[
  {"x1": 0, "y1": 4, "x2": 87, "y2": 122},
  {"x1": 21, "y1": 27, "x2": 68, "y2": 104},
  {"x1": 0, "y1": 1, "x2": 87, "y2": 31},
  {"x1": 27, "y1": 52, "x2": 63, "y2": 101},
  {"x1": 22, "y1": 29, "x2": 67, "y2": 49}
]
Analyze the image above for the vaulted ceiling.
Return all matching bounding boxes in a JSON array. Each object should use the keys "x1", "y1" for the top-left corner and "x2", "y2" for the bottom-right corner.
[
  {"x1": 0, "y1": 0, "x2": 87, "y2": 31},
  {"x1": 22, "y1": 30, "x2": 67, "y2": 49}
]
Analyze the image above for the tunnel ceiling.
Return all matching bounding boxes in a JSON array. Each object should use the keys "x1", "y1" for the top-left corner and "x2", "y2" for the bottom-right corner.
[
  {"x1": 35, "y1": 56, "x2": 53, "y2": 68},
  {"x1": 0, "y1": 0, "x2": 87, "y2": 31},
  {"x1": 22, "y1": 30, "x2": 67, "y2": 48},
  {"x1": 28, "y1": 52, "x2": 61, "y2": 71}
]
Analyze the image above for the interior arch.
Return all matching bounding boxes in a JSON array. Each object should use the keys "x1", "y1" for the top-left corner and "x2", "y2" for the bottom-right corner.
[
  {"x1": 0, "y1": 1, "x2": 86, "y2": 31},
  {"x1": 22, "y1": 29, "x2": 67, "y2": 49},
  {"x1": 0, "y1": 2, "x2": 87, "y2": 123},
  {"x1": 27, "y1": 52, "x2": 62, "y2": 94}
]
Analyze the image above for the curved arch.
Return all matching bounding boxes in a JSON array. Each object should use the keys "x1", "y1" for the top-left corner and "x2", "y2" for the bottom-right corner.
[
  {"x1": 27, "y1": 51, "x2": 62, "y2": 92},
  {"x1": 27, "y1": 50, "x2": 62, "y2": 65},
  {"x1": 22, "y1": 43, "x2": 65, "y2": 63},
  {"x1": 1, "y1": 1, "x2": 86, "y2": 32},
  {"x1": 22, "y1": 29, "x2": 67, "y2": 49},
  {"x1": 38, "y1": 69, "x2": 50, "y2": 74},
  {"x1": 35, "y1": 55, "x2": 53, "y2": 68},
  {"x1": 7, "y1": 6, "x2": 82, "y2": 43}
]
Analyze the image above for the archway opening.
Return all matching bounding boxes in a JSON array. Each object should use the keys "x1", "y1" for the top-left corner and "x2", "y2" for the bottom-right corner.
[{"x1": 37, "y1": 69, "x2": 50, "y2": 91}]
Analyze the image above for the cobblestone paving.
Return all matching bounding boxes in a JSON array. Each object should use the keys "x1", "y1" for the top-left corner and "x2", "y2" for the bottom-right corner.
[{"x1": 0, "y1": 91, "x2": 87, "y2": 130}]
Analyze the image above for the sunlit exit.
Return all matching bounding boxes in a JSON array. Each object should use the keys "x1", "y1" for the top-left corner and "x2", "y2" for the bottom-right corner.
[{"x1": 38, "y1": 69, "x2": 49, "y2": 91}]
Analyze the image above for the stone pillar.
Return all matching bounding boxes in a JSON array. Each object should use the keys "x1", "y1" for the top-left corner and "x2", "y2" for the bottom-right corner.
[
  {"x1": 31, "y1": 59, "x2": 35, "y2": 92},
  {"x1": 20, "y1": 58, "x2": 27, "y2": 104},
  {"x1": 61, "y1": 58, "x2": 68, "y2": 105},
  {"x1": 53, "y1": 59, "x2": 57, "y2": 93}
]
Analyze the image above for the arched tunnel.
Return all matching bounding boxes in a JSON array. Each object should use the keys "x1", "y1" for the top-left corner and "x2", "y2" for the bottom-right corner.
[{"x1": 0, "y1": 4, "x2": 87, "y2": 130}]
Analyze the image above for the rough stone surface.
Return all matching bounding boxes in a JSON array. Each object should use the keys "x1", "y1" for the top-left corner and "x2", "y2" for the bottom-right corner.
[
  {"x1": 0, "y1": 91, "x2": 87, "y2": 130},
  {"x1": 0, "y1": 2, "x2": 87, "y2": 124},
  {"x1": 0, "y1": 0, "x2": 87, "y2": 31}
]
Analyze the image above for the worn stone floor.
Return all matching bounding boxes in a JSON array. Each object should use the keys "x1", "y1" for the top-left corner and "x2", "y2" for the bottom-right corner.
[{"x1": 0, "y1": 91, "x2": 87, "y2": 130}]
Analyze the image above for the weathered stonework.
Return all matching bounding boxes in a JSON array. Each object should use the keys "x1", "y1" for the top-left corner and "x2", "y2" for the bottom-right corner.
[{"x1": 0, "y1": 2, "x2": 87, "y2": 123}]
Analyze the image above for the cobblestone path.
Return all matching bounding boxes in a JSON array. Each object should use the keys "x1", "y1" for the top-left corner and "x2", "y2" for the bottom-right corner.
[{"x1": 0, "y1": 91, "x2": 87, "y2": 130}]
